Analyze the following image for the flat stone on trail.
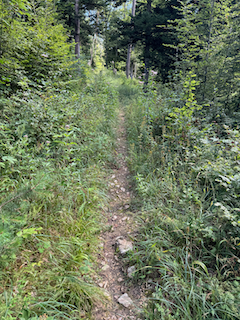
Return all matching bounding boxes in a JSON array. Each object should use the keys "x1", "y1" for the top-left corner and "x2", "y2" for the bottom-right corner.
[
  {"x1": 127, "y1": 266, "x2": 136, "y2": 278},
  {"x1": 117, "y1": 293, "x2": 133, "y2": 308},
  {"x1": 102, "y1": 264, "x2": 110, "y2": 271},
  {"x1": 116, "y1": 236, "x2": 133, "y2": 254}
]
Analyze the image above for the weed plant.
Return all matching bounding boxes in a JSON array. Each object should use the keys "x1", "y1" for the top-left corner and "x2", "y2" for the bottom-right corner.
[
  {"x1": 0, "y1": 72, "x2": 118, "y2": 319},
  {"x1": 125, "y1": 75, "x2": 240, "y2": 319},
  {"x1": 103, "y1": 70, "x2": 140, "y2": 104}
]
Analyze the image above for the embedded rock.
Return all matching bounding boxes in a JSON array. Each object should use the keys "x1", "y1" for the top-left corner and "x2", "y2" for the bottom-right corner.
[
  {"x1": 117, "y1": 293, "x2": 133, "y2": 308},
  {"x1": 116, "y1": 236, "x2": 133, "y2": 254},
  {"x1": 127, "y1": 266, "x2": 136, "y2": 278}
]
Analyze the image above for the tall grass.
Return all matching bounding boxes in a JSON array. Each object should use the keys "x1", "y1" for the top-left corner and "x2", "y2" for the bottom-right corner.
[
  {"x1": 124, "y1": 78, "x2": 240, "y2": 319},
  {"x1": 0, "y1": 73, "x2": 118, "y2": 319}
]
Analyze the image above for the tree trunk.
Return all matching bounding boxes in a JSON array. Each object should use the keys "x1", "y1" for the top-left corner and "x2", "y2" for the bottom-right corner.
[
  {"x1": 75, "y1": 0, "x2": 80, "y2": 58},
  {"x1": 89, "y1": 11, "x2": 99, "y2": 67},
  {"x1": 89, "y1": 35, "x2": 95, "y2": 67},
  {"x1": 144, "y1": 0, "x2": 152, "y2": 88},
  {"x1": 130, "y1": 61, "x2": 134, "y2": 79},
  {"x1": 147, "y1": 0, "x2": 151, "y2": 13},
  {"x1": 202, "y1": 0, "x2": 215, "y2": 101},
  {"x1": 126, "y1": 44, "x2": 132, "y2": 78},
  {"x1": 126, "y1": 0, "x2": 136, "y2": 78},
  {"x1": 134, "y1": 62, "x2": 137, "y2": 78},
  {"x1": 144, "y1": 55, "x2": 150, "y2": 89}
]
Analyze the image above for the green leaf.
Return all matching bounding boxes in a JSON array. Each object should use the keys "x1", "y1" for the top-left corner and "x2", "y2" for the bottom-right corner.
[
  {"x1": 192, "y1": 260, "x2": 209, "y2": 276},
  {"x1": 2, "y1": 156, "x2": 17, "y2": 164}
]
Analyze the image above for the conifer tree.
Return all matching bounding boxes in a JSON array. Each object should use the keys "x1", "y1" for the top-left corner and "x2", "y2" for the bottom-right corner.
[
  {"x1": 57, "y1": 0, "x2": 107, "y2": 57},
  {"x1": 120, "y1": 0, "x2": 180, "y2": 82}
]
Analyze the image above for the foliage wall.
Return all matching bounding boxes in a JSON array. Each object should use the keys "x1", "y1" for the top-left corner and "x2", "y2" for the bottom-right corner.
[{"x1": 0, "y1": 0, "x2": 72, "y2": 94}]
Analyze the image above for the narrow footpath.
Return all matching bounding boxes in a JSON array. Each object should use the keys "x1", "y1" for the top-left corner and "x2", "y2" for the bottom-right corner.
[{"x1": 93, "y1": 109, "x2": 145, "y2": 320}]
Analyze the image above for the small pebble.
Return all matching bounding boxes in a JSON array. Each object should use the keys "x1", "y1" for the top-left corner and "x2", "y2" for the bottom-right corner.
[{"x1": 102, "y1": 264, "x2": 110, "y2": 271}]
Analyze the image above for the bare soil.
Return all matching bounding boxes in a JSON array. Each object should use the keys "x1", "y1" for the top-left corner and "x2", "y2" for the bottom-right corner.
[{"x1": 92, "y1": 110, "x2": 145, "y2": 320}]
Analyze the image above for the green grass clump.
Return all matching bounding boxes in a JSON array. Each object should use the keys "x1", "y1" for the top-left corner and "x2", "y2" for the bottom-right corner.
[
  {"x1": 0, "y1": 73, "x2": 118, "y2": 319},
  {"x1": 125, "y1": 77, "x2": 240, "y2": 319},
  {"x1": 101, "y1": 70, "x2": 140, "y2": 104}
]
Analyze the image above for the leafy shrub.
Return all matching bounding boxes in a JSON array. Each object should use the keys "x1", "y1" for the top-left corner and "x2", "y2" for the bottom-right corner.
[
  {"x1": 0, "y1": 0, "x2": 72, "y2": 93},
  {"x1": 125, "y1": 75, "x2": 240, "y2": 319},
  {"x1": 0, "y1": 74, "x2": 118, "y2": 319}
]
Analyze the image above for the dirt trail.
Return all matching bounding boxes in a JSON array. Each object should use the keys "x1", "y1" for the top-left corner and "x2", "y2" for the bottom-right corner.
[{"x1": 93, "y1": 110, "x2": 144, "y2": 320}]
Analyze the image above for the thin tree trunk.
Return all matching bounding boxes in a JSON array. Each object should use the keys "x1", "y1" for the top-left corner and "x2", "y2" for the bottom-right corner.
[
  {"x1": 202, "y1": 0, "x2": 215, "y2": 101},
  {"x1": 134, "y1": 62, "x2": 137, "y2": 78},
  {"x1": 89, "y1": 35, "x2": 96, "y2": 66},
  {"x1": 144, "y1": 0, "x2": 152, "y2": 88},
  {"x1": 147, "y1": 0, "x2": 151, "y2": 13},
  {"x1": 130, "y1": 61, "x2": 134, "y2": 79},
  {"x1": 89, "y1": 11, "x2": 99, "y2": 66},
  {"x1": 126, "y1": 44, "x2": 132, "y2": 78},
  {"x1": 126, "y1": 0, "x2": 136, "y2": 78},
  {"x1": 75, "y1": 0, "x2": 80, "y2": 58},
  {"x1": 144, "y1": 55, "x2": 150, "y2": 89}
]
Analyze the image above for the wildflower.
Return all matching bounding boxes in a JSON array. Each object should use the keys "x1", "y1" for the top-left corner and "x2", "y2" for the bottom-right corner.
[
  {"x1": 151, "y1": 70, "x2": 158, "y2": 75},
  {"x1": 23, "y1": 134, "x2": 28, "y2": 138},
  {"x1": 69, "y1": 75, "x2": 72, "y2": 78},
  {"x1": 46, "y1": 140, "x2": 50, "y2": 144},
  {"x1": 138, "y1": 76, "x2": 141, "y2": 79},
  {"x1": 41, "y1": 53, "x2": 49, "y2": 58},
  {"x1": 139, "y1": 81, "x2": 144, "y2": 84},
  {"x1": 65, "y1": 125, "x2": 70, "y2": 129}
]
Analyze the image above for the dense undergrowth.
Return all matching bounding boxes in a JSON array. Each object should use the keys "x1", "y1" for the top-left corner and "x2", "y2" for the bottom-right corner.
[
  {"x1": 0, "y1": 71, "x2": 118, "y2": 319},
  {"x1": 124, "y1": 76, "x2": 240, "y2": 320}
]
